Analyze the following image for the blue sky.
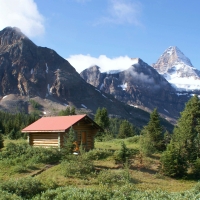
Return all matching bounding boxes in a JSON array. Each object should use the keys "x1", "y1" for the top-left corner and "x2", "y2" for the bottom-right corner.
[{"x1": 0, "y1": 0, "x2": 199, "y2": 72}]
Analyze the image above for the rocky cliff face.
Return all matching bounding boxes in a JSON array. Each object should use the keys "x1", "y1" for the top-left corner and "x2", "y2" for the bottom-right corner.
[
  {"x1": 0, "y1": 27, "x2": 80, "y2": 98},
  {"x1": 81, "y1": 58, "x2": 190, "y2": 122},
  {"x1": 152, "y1": 46, "x2": 200, "y2": 91}
]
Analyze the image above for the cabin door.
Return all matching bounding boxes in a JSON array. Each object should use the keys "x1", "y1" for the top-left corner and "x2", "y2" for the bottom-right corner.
[{"x1": 80, "y1": 131, "x2": 87, "y2": 149}]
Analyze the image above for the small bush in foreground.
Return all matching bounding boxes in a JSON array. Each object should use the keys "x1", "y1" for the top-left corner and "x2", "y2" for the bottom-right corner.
[
  {"x1": 126, "y1": 135, "x2": 140, "y2": 144},
  {"x1": 0, "y1": 189, "x2": 22, "y2": 200},
  {"x1": 97, "y1": 169, "x2": 126, "y2": 185},
  {"x1": 0, "y1": 142, "x2": 61, "y2": 165},
  {"x1": 160, "y1": 145, "x2": 187, "y2": 178},
  {"x1": 0, "y1": 177, "x2": 45, "y2": 199},
  {"x1": 113, "y1": 142, "x2": 132, "y2": 163},
  {"x1": 61, "y1": 155, "x2": 94, "y2": 178},
  {"x1": 85, "y1": 148, "x2": 113, "y2": 160}
]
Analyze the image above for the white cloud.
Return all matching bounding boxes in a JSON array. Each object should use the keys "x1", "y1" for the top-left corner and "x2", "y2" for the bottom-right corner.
[
  {"x1": 0, "y1": 0, "x2": 45, "y2": 37},
  {"x1": 99, "y1": 0, "x2": 142, "y2": 25},
  {"x1": 66, "y1": 54, "x2": 138, "y2": 73}
]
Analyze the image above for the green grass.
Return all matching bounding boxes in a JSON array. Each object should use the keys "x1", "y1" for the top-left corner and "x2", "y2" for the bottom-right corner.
[
  {"x1": 95, "y1": 137, "x2": 140, "y2": 150},
  {"x1": 0, "y1": 137, "x2": 198, "y2": 199}
]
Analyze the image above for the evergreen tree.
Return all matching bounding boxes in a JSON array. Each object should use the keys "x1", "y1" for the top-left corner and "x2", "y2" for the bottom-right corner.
[
  {"x1": 114, "y1": 142, "x2": 131, "y2": 163},
  {"x1": 62, "y1": 127, "x2": 76, "y2": 156},
  {"x1": 160, "y1": 143, "x2": 187, "y2": 177},
  {"x1": 0, "y1": 131, "x2": 4, "y2": 150},
  {"x1": 70, "y1": 106, "x2": 76, "y2": 115},
  {"x1": 160, "y1": 95, "x2": 200, "y2": 177},
  {"x1": 59, "y1": 107, "x2": 70, "y2": 116},
  {"x1": 94, "y1": 107, "x2": 109, "y2": 129},
  {"x1": 8, "y1": 129, "x2": 16, "y2": 140},
  {"x1": 109, "y1": 118, "x2": 121, "y2": 136},
  {"x1": 59, "y1": 107, "x2": 76, "y2": 116},
  {"x1": 118, "y1": 120, "x2": 135, "y2": 138},
  {"x1": 172, "y1": 95, "x2": 200, "y2": 163},
  {"x1": 94, "y1": 107, "x2": 110, "y2": 140},
  {"x1": 139, "y1": 132, "x2": 156, "y2": 156},
  {"x1": 141, "y1": 108, "x2": 163, "y2": 151}
]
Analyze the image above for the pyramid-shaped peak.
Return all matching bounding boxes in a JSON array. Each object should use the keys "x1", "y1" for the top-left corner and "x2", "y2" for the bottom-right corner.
[
  {"x1": 162, "y1": 46, "x2": 193, "y2": 66},
  {"x1": 153, "y1": 46, "x2": 193, "y2": 74},
  {"x1": 164, "y1": 46, "x2": 180, "y2": 55}
]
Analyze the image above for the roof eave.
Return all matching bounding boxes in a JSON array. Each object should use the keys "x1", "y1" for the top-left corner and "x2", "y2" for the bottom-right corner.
[{"x1": 21, "y1": 130, "x2": 66, "y2": 133}]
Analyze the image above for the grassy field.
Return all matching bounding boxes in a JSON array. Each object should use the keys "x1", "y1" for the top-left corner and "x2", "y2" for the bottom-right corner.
[
  {"x1": 36, "y1": 137, "x2": 197, "y2": 193},
  {"x1": 0, "y1": 137, "x2": 198, "y2": 199}
]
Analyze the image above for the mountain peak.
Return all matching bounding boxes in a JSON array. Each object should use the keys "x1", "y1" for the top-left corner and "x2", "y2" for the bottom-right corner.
[
  {"x1": 153, "y1": 46, "x2": 193, "y2": 74},
  {"x1": 164, "y1": 46, "x2": 193, "y2": 66},
  {"x1": 0, "y1": 26, "x2": 30, "y2": 47},
  {"x1": 153, "y1": 46, "x2": 200, "y2": 91}
]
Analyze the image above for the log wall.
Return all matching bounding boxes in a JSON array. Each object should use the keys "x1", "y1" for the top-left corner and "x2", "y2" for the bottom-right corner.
[
  {"x1": 30, "y1": 133, "x2": 58, "y2": 147},
  {"x1": 73, "y1": 121, "x2": 98, "y2": 150}
]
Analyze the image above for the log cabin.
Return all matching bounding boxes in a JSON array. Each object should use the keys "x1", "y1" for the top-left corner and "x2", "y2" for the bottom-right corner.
[{"x1": 21, "y1": 114, "x2": 102, "y2": 151}]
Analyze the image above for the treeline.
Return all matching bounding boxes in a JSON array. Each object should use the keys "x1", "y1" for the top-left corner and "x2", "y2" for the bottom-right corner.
[
  {"x1": 94, "y1": 107, "x2": 139, "y2": 140},
  {"x1": 0, "y1": 111, "x2": 39, "y2": 140}
]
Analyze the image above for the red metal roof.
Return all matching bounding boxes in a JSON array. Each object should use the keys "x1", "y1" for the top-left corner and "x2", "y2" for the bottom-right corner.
[{"x1": 22, "y1": 115, "x2": 87, "y2": 132}]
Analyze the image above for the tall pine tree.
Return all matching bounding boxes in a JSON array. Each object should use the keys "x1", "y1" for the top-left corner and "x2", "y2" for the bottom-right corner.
[
  {"x1": 94, "y1": 107, "x2": 109, "y2": 129},
  {"x1": 172, "y1": 95, "x2": 200, "y2": 163},
  {"x1": 62, "y1": 127, "x2": 76, "y2": 157},
  {"x1": 94, "y1": 107, "x2": 110, "y2": 140},
  {"x1": 118, "y1": 120, "x2": 135, "y2": 138},
  {"x1": 161, "y1": 95, "x2": 200, "y2": 177},
  {"x1": 141, "y1": 108, "x2": 163, "y2": 152}
]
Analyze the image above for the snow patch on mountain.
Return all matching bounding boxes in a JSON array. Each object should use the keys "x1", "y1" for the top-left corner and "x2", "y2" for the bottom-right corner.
[
  {"x1": 119, "y1": 83, "x2": 128, "y2": 90},
  {"x1": 165, "y1": 74, "x2": 200, "y2": 91}
]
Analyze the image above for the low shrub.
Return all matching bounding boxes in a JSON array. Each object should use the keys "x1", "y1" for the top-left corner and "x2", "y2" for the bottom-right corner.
[
  {"x1": 113, "y1": 142, "x2": 133, "y2": 164},
  {"x1": 0, "y1": 177, "x2": 45, "y2": 199},
  {"x1": 126, "y1": 135, "x2": 140, "y2": 144},
  {"x1": 0, "y1": 189, "x2": 22, "y2": 200},
  {"x1": 29, "y1": 99, "x2": 41, "y2": 109},
  {"x1": 0, "y1": 143, "x2": 61, "y2": 166},
  {"x1": 32, "y1": 183, "x2": 200, "y2": 200},
  {"x1": 101, "y1": 133, "x2": 115, "y2": 141},
  {"x1": 13, "y1": 165, "x2": 29, "y2": 173},
  {"x1": 61, "y1": 155, "x2": 94, "y2": 178},
  {"x1": 29, "y1": 147, "x2": 61, "y2": 164},
  {"x1": 97, "y1": 169, "x2": 126, "y2": 185},
  {"x1": 85, "y1": 148, "x2": 113, "y2": 160}
]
